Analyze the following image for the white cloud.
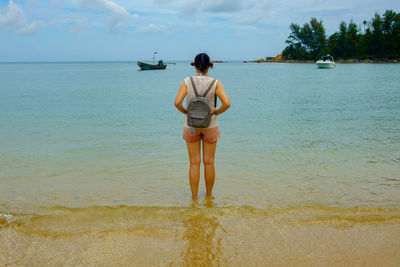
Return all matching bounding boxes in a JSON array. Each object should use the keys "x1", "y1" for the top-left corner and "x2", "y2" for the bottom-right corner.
[
  {"x1": 181, "y1": 0, "x2": 198, "y2": 14},
  {"x1": 236, "y1": 12, "x2": 265, "y2": 25},
  {"x1": 152, "y1": 0, "x2": 171, "y2": 5},
  {"x1": 203, "y1": 0, "x2": 242, "y2": 13},
  {"x1": 50, "y1": 0, "x2": 64, "y2": 8},
  {"x1": 0, "y1": 0, "x2": 27, "y2": 30},
  {"x1": 0, "y1": 0, "x2": 44, "y2": 35},
  {"x1": 78, "y1": 0, "x2": 138, "y2": 33},
  {"x1": 181, "y1": 0, "x2": 243, "y2": 14},
  {"x1": 68, "y1": 17, "x2": 91, "y2": 33},
  {"x1": 17, "y1": 20, "x2": 44, "y2": 35},
  {"x1": 80, "y1": 0, "x2": 130, "y2": 17},
  {"x1": 135, "y1": 24, "x2": 167, "y2": 35}
]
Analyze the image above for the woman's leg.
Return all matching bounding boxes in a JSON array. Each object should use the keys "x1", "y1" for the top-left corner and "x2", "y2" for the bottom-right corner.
[
  {"x1": 202, "y1": 141, "x2": 217, "y2": 197},
  {"x1": 186, "y1": 141, "x2": 201, "y2": 199}
]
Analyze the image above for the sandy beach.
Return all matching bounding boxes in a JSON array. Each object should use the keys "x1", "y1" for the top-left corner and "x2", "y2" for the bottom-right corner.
[{"x1": 1, "y1": 204, "x2": 400, "y2": 266}]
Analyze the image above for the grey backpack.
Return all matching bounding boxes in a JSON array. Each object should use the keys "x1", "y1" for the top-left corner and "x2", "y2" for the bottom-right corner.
[{"x1": 187, "y1": 77, "x2": 217, "y2": 128}]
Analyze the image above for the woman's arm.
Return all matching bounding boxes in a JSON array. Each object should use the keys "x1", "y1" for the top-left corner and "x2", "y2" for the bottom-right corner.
[
  {"x1": 214, "y1": 81, "x2": 230, "y2": 115},
  {"x1": 174, "y1": 81, "x2": 188, "y2": 114}
]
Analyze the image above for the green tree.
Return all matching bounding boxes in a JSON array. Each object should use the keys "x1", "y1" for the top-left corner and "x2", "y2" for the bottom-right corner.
[
  {"x1": 370, "y1": 13, "x2": 384, "y2": 57},
  {"x1": 282, "y1": 43, "x2": 308, "y2": 60},
  {"x1": 394, "y1": 12, "x2": 400, "y2": 57},
  {"x1": 338, "y1": 21, "x2": 348, "y2": 58},
  {"x1": 283, "y1": 23, "x2": 310, "y2": 60},
  {"x1": 347, "y1": 20, "x2": 360, "y2": 58},
  {"x1": 282, "y1": 10, "x2": 400, "y2": 60},
  {"x1": 362, "y1": 20, "x2": 367, "y2": 34},
  {"x1": 382, "y1": 10, "x2": 398, "y2": 57},
  {"x1": 309, "y1": 18, "x2": 327, "y2": 58},
  {"x1": 328, "y1": 32, "x2": 341, "y2": 58},
  {"x1": 283, "y1": 18, "x2": 327, "y2": 60}
]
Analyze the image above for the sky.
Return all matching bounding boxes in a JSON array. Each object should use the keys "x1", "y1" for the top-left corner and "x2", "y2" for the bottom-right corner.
[{"x1": 0, "y1": 0, "x2": 399, "y2": 61}]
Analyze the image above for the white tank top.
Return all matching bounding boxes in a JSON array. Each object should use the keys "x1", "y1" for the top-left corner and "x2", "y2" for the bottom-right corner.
[{"x1": 184, "y1": 75, "x2": 218, "y2": 129}]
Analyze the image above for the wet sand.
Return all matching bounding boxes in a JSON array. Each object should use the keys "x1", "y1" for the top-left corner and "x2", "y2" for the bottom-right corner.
[{"x1": 1, "y1": 205, "x2": 400, "y2": 266}]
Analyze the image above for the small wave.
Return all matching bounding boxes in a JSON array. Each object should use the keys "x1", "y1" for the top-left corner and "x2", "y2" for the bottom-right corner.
[
  {"x1": 0, "y1": 213, "x2": 19, "y2": 225},
  {"x1": 2, "y1": 204, "x2": 400, "y2": 236}
]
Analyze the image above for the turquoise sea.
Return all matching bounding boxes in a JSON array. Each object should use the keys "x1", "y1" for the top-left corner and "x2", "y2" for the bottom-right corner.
[
  {"x1": 1, "y1": 61, "x2": 400, "y2": 265},
  {"x1": 1, "y1": 61, "x2": 400, "y2": 211}
]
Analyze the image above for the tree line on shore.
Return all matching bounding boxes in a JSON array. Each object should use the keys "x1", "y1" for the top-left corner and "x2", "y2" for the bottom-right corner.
[{"x1": 282, "y1": 10, "x2": 400, "y2": 61}]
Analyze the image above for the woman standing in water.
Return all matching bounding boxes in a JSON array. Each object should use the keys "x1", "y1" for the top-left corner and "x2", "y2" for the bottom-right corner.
[{"x1": 174, "y1": 53, "x2": 231, "y2": 199}]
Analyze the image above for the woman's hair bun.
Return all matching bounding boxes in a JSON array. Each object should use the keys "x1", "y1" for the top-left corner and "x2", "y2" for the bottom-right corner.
[{"x1": 191, "y1": 53, "x2": 213, "y2": 72}]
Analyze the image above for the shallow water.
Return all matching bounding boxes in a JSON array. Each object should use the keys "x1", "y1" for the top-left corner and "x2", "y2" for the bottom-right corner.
[
  {"x1": 1, "y1": 62, "x2": 400, "y2": 265},
  {"x1": 1, "y1": 203, "x2": 400, "y2": 266},
  {"x1": 1, "y1": 61, "x2": 399, "y2": 210}
]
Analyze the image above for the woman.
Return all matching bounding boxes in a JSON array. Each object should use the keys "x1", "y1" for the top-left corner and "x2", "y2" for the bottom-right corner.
[{"x1": 174, "y1": 53, "x2": 231, "y2": 199}]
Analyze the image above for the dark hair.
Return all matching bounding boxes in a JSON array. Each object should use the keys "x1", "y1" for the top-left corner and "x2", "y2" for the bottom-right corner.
[{"x1": 191, "y1": 53, "x2": 213, "y2": 72}]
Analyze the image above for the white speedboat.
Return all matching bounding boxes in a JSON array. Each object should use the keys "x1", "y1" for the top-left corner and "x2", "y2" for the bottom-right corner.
[{"x1": 316, "y1": 55, "x2": 336, "y2": 68}]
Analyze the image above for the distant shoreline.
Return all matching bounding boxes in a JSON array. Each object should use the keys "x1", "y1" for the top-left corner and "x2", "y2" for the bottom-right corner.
[
  {"x1": 244, "y1": 58, "x2": 400, "y2": 63},
  {"x1": 1, "y1": 59, "x2": 399, "y2": 64}
]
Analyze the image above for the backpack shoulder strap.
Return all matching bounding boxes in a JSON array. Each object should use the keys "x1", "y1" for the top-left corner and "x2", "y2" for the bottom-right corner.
[
  {"x1": 202, "y1": 79, "x2": 216, "y2": 98},
  {"x1": 189, "y1": 77, "x2": 200, "y2": 97}
]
